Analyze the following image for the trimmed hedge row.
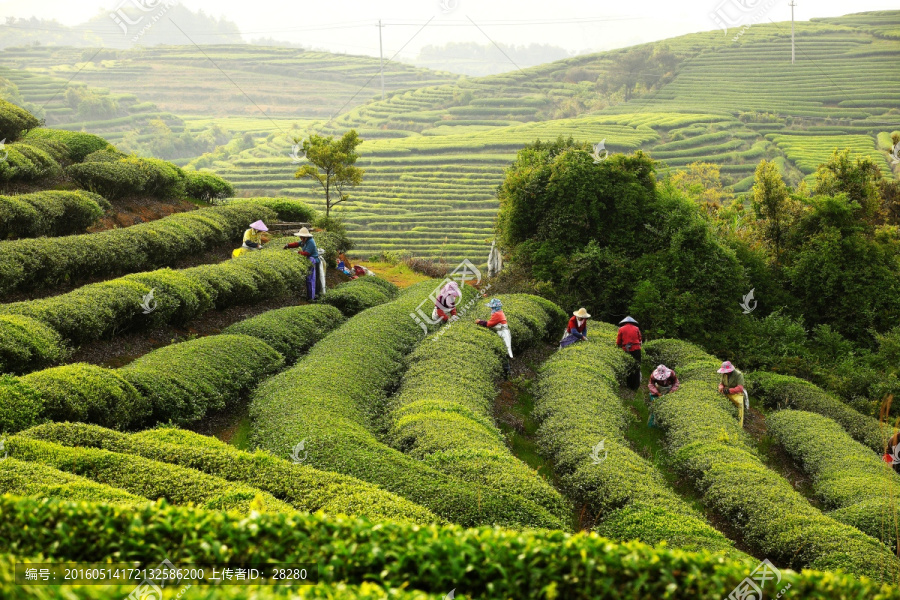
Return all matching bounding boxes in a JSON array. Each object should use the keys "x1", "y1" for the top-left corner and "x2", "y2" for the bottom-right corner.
[
  {"x1": 0, "y1": 191, "x2": 107, "y2": 239},
  {"x1": 183, "y1": 169, "x2": 234, "y2": 201},
  {"x1": 0, "y1": 141, "x2": 61, "y2": 182},
  {"x1": 67, "y1": 154, "x2": 186, "y2": 200},
  {"x1": 644, "y1": 339, "x2": 900, "y2": 582},
  {"x1": 1, "y1": 495, "x2": 898, "y2": 599},
  {"x1": 387, "y1": 294, "x2": 570, "y2": 523},
  {"x1": 534, "y1": 324, "x2": 744, "y2": 558},
  {"x1": 224, "y1": 304, "x2": 345, "y2": 363},
  {"x1": 748, "y1": 371, "x2": 891, "y2": 453},
  {"x1": 767, "y1": 409, "x2": 900, "y2": 550},
  {"x1": 0, "y1": 315, "x2": 64, "y2": 374},
  {"x1": 23, "y1": 128, "x2": 110, "y2": 162},
  {"x1": 0, "y1": 304, "x2": 349, "y2": 433},
  {"x1": 2, "y1": 435, "x2": 291, "y2": 514},
  {"x1": 0, "y1": 457, "x2": 146, "y2": 508},
  {"x1": 322, "y1": 276, "x2": 399, "y2": 315},
  {"x1": 0, "y1": 250, "x2": 311, "y2": 346},
  {"x1": 0, "y1": 201, "x2": 290, "y2": 297},
  {"x1": 250, "y1": 280, "x2": 565, "y2": 529},
  {"x1": 23, "y1": 422, "x2": 440, "y2": 525},
  {"x1": 0, "y1": 99, "x2": 40, "y2": 141}
]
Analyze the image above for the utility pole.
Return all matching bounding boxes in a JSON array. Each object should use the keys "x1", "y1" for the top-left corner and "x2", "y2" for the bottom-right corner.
[
  {"x1": 789, "y1": 1, "x2": 796, "y2": 65},
  {"x1": 377, "y1": 19, "x2": 385, "y2": 100}
]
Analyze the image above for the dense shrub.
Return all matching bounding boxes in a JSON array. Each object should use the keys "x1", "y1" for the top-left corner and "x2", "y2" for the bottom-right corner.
[
  {"x1": 3, "y1": 435, "x2": 291, "y2": 514},
  {"x1": 0, "y1": 315, "x2": 65, "y2": 374},
  {"x1": 0, "y1": 202, "x2": 289, "y2": 296},
  {"x1": 0, "y1": 191, "x2": 107, "y2": 239},
  {"x1": 0, "y1": 99, "x2": 40, "y2": 141},
  {"x1": 21, "y1": 363, "x2": 151, "y2": 430},
  {"x1": 0, "y1": 375, "x2": 42, "y2": 433},
  {"x1": 0, "y1": 457, "x2": 145, "y2": 507},
  {"x1": 1, "y1": 495, "x2": 898, "y2": 599},
  {"x1": 183, "y1": 170, "x2": 234, "y2": 201},
  {"x1": 0, "y1": 250, "x2": 310, "y2": 346},
  {"x1": 228, "y1": 197, "x2": 317, "y2": 222},
  {"x1": 24, "y1": 423, "x2": 439, "y2": 525},
  {"x1": 645, "y1": 339, "x2": 900, "y2": 581},
  {"x1": 534, "y1": 323, "x2": 743, "y2": 557},
  {"x1": 23, "y1": 128, "x2": 110, "y2": 162},
  {"x1": 322, "y1": 276, "x2": 399, "y2": 315},
  {"x1": 66, "y1": 155, "x2": 185, "y2": 200},
  {"x1": 224, "y1": 304, "x2": 346, "y2": 363},
  {"x1": 767, "y1": 410, "x2": 900, "y2": 549},
  {"x1": 122, "y1": 334, "x2": 283, "y2": 426},
  {"x1": 747, "y1": 371, "x2": 891, "y2": 452},
  {"x1": 0, "y1": 142, "x2": 61, "y2": 182},
  {"x1": 388, "y1": 295, "x2": 570, "y2": 523},
  {"x1": 251, "y1": 280, "x2": 564, "y2": 529}
]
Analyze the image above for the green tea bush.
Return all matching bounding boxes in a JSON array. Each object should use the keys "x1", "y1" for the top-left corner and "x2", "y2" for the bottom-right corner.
[
  {"x1": 0, "y1": 249, "x2": 310, "y2": 347},
  {"x1": 2, "y1": 435, "x2": 291, "y2": 514},
  {"x1": 388, "y1": 294, "x2": 570, "y2": 523},
  {"x1": 534, "y1": 324, "x2": 742, "y2": 557},
  {"x1": 0, "y1": 457, "x2": 145, "y2": 507},
  {"x1": 66, "y1": 155, "x2": 185, "y2": 200},
  {"x1": 0, "y1": 202, "x2": 285, "y2": 296},
  {"x1": 183, "y1": 170, "x2": 234, "y2": 201},
  {"x1": 0, "y1": 142, "x2": 61, "y2": 182},
  {"x1": 23, "y1": 128, "x2": 110, "y2": 162},
  {"x1": 21, "y1": 363, "x2": 151, "y2": 430},
  {"x1": 0, "y1": 375, "x2": 42, "y2": 433},
  {"x1": 1, "y1": 495, "x2": 898, "y2": 599},
  {"x1": 0, "y1": 191, "x2": 107, "y2": 239},
  {"x1": 646, "y1": 339, "x2": 900, "y2": 581},
  {"x1": 228, "y1": 197, "x2": 316, "y2": 222},
  {"x1": 748, "y1": 371, "x2": 890, "y2": 452},
  {"x1": 0, "y1": 315, "x2": 65, "y2": 374},
  {"x1": 767, "y1": 410, "x2": 900, "y2": 549},
  {"x1": 224, "y1": 304, "x2": 346, "y2": 363},
  {"x1": 122, "y1": 334, "x2": 283, "y2": 425},
  {"x1": 0, "y1": 99, "x2": 40, "y2": 141},
  {"x1": 322, "y1": 277, "x2": 399, "y2": 315},
  {"x1": 251, "y1": 280, "x2": 563, "y2": 529},
  {"x1": 24, "y1": 423, "x2": 440, "y2": 525}
]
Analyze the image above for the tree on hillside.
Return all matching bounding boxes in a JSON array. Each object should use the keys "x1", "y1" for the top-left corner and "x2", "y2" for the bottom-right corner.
[
  {"x1": 294, "y1": 130, "x2": 364, "y2": 217},
  {"x1": 752, "y1": 160, "x2": 797, "y2": 262},
  {"x1": 605, "y1": 46, "x2": 678, "y2": 101},
  {"x1": 670, "y1": 162, "x2": 733, "y2": 215},
  {"x1": 813, "y1": 149, "x2": 882, "y2": 224}
]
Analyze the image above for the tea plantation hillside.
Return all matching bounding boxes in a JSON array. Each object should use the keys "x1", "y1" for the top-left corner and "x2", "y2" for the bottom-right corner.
[{"x1": 199, "y1": 11, "x2": 900, "y2": 261}]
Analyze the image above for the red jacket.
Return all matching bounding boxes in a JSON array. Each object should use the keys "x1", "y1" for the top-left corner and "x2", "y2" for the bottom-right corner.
[
  {"x1": 477, "y1": 310, "x2": 507, "y2": 328},
  {"x1": 616, "y1": 324, "x2": 642, "y2": 351}
]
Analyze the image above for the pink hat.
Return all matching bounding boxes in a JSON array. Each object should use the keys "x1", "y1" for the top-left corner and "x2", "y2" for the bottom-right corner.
[
  {"x1": 717, "y1": 361, "x2": 735, "y2": 374},
  {"x1": 249, "y1": 220, "x2": 268, "y2": 232},
  {"x1": 652, "y1": 364, "x2": 672, "y2": 380}
]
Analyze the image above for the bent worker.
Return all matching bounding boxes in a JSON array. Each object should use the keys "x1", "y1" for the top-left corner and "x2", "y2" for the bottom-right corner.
[
  {"x1": 717, "y1": 361, "x2": 746, "y2": 428},
  {"x1": 560, "y1": 308, "x2": 590, "y2": 348},
  {"x1": 476, "y1": 298, "x2": 513, "y2": 377},
  {"x1": 433, "y1": 281, "x2": 461, "y2": 323},
  {"x1": 884, "y1": 431, "x2": 900, "y2": 473},
  {"x1": 233, "y1": 220, "x2": 269, "y2": 257},
  {"x1": 283, "y1": 227, "x2": 319, "y2": 301},
  {"x1": 647, "y1": 364, "x2": 680, "y2": 428},
  {"x1": 617, "y1": 316, "x2": 643, "y2": 389}
]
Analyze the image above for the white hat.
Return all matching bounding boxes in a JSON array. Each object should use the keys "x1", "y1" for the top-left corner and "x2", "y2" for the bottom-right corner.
[
  {"x1": 293, "y1": 227, "x2": 312, "y2": 237},
  {"x1": 573, "y1": 308, "x2": 591, "y2": 319}
]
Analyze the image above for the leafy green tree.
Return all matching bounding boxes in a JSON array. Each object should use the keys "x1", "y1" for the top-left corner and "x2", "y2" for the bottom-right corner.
[
  {"x1": 606, "y1": 46, "x2": 678, "y2": 101},
  {"x1": 813, "y1": 149, "x2": 882, "y2": 223},
  {"x1": 751, "y1": 160, "x2": 797, "y2": 262},
  {"x1": 294, "y1": 130, "x2": 364, "y2": 217}
]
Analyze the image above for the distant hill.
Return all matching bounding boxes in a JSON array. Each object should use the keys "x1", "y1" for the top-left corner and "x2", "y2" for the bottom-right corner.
[
  {"x1": 407, "y1": 42, "x2": 572, "y2": 77},
  {"x1": 1, "y1": 10, "x2": 898, "y2": 262}
]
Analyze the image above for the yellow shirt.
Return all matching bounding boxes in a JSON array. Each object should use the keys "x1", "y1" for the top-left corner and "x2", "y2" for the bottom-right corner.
[{"x1": 243, "y1": 228, "x2": 263, "y2": 247}]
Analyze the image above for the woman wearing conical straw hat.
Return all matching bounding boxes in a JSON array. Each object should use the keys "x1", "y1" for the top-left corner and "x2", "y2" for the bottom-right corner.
[
  {"x1": 559, "y1": 308, "x2": 591, "y2": 349},
  {"x1": 233, "y1": 220, "x2": 270, "y2": 258},
  {"x1": 616, "y1": 316, "x2": 643, "y2": 390},
  {"x1": 283, "y1": 227, "x2": 320, "y2": 301}
]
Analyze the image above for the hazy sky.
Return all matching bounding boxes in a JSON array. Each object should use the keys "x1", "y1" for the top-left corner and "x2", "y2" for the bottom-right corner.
[{"x1": 2, "y1": 0, "x2": 897, "y2": 58}]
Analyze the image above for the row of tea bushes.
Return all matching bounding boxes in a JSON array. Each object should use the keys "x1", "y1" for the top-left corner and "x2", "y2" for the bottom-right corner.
[
  {"x1": 0, "y1": 315, "x2": 65, "y2": 374},
  {"x1": 0, "y1": 494, "x2": 897, "y2": 599},
  {"x1": 534, "y1": 324, "x2": 745, "y2": 558},
  {"x1": 23, "y1": 422, "x2": 439, "y2": 525},
  {"x1": 250, "y1": 281, "x2": 565, "y2": 529},
  {"x1": 748, "y1": 371, "x2": 891, "y2": 453},
  {"x1": 767, "y1": 409, "x2": 900, "y2": 550},
  {"x1": 321, "y1": 276, "x2": 399, "y2": 315},
  {"x1": 387, "y1": 294, "x2": 570, "y2": 523},
  {"x1": 0, "y1": 201, "x2": 292, "y2": 296},
  {"x1": 2, "y1": 434, "x2": 292, "y2": 514},
  {"x1": 0, "y1": 191, "x2": 108, "y2": 239},
  {"x1": 0, "y1": 303, "x2": 355, "y2": 433},
  {"x1": 645, "y1": 338, "x2": 900, "y2": 582}
]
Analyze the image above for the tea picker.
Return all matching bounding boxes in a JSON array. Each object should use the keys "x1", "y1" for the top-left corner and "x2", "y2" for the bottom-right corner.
[
  {"x1": 560, "y1": 308, "x2": 591, "y2": 349},
  {"x1": 232, "y1": 220, "x2": 269, "y2": 258},
  {"x1": 616, "y1": 316, "x2": 643, "y2": 389},
  {"x1": 283, "y1": 227, "x2": 320, "y2": 301},
  {"x1": 476, "y1": 298, "x2": 513, "y2": 377}
]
